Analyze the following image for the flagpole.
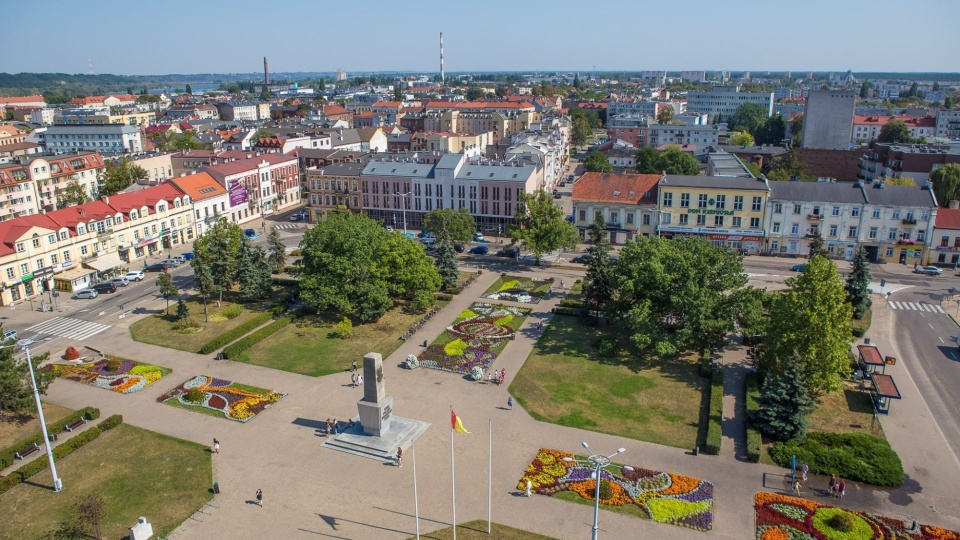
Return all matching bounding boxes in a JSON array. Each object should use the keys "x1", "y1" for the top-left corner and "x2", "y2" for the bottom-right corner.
[
  {"x1": 413, "y1": 445, "x2": 421, "y2": 540},
  {"x1": 488, "y1": 419, "x2": 492, "y2": 535},
  {"x1": 451, "y1": 419, "x2": 457, "y2": 540}
]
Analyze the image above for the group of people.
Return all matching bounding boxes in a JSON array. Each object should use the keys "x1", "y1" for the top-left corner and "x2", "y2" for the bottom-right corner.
[
  {"x1": 828, "y1": 474, "x2": 847, "y2": 498},
  {"x1": 488, "y1": 368, "x2": 507, "y2": 386},
  {"x1": 350, "y1": 372, "x2": 364, "y2": 387}
]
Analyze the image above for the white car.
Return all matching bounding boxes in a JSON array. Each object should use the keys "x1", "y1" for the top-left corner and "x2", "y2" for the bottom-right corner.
[
  {"x1": 72, "y1": 289, "x2": 99, "y2": 299},
  {"x1": 123, "y1": 271, "x2": 145, "y2": 282},
  {"x1": 110, "y1": 277, "x2": 130, "y2": 287}
]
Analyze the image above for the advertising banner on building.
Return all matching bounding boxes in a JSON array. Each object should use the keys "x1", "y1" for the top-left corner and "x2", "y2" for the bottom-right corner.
[{"x1": 229, "y1": 180, "x2": 248, "y2": 207}]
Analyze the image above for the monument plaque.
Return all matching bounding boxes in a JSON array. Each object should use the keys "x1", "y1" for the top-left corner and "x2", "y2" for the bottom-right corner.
[{"x1": 356, "y1": 352, "x2": 393, "y2": 437}]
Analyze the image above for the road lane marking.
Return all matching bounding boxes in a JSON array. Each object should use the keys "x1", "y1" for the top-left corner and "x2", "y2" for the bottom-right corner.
[{"x1": 940, "y1": 337, "x2": 945, "y2": 343}]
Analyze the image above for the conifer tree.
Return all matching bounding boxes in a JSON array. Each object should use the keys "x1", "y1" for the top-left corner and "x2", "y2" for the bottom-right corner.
[
  {"x1": 582, "y1": 215, "x2": 613, "y2": 320},
  {"x1": 175, "y1": 297, "x2": 189, "y2": 321},
  {"x1": 237, "y1": 244, "x2": 273, "y2": 301},
  {"x1": 750, "y1": 357, "x2": 816, "y2": 441},
  {"x1": 807, "y1": 231, "x2": 826, "y2": 258},
  {"x1": 845, "y1": 245, "x2": 872, "y2": 320},
  {"x1": 434, "y1": 236, "x2": 460, "y2": 291}
]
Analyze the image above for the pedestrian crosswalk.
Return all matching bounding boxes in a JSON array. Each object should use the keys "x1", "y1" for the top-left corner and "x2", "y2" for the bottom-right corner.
[
  {"x1": 888, "y1": 301, "x2": 945, "y2": 313},
  {"x1": 272, "y1": 223, "x2": 300, "y2": 230},
  {"x1": 25, "y1": 317, "x2": 112, "y2": 341}
]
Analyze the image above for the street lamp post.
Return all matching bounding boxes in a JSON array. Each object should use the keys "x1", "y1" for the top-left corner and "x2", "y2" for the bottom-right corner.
[
  {"x1": 397, "y1": 191, "x2": 412, "y2": 236},
  {"x1": 563, "y1": 442, "x2": 632, "y2": 540},
  {"x1": 2, "y1": 342, "x2": 62, "y2": 491}
]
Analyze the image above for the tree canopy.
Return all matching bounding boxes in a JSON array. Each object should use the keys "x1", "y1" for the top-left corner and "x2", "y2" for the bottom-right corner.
[
  {"x1": 877, "y1": 119, "x2": 912, "y2": 144},
  {"x1": 582, "y1": 215, "x2": 614, "y2": 320},
  {"x1": 56, "y1": 181, "x2": 90, "y2": 208},
  {"x1": 727, "y1": 103, "x2": 769, "y2": 136},
  {"x1": 635, "y1": 147, "x2": 699, "y2": 175},
  {"x1": 423, "y1": 207, "x2": 475, "y2": 245},
  {"x1": 755, "y1": 114, "x2": 786, "y2": 146},
  {"x1": 609, "y1": 236, "x2": 758, "y2": 356},
  {"x1": 762, "y1": 256, "x2": 853, "y2": 397},
  {"x1": 729, "y1": 130, "x2": 755, "y2": 147},
  {"x1": 191, "y1": 219, "x2": 245, "y2": 305},
  {"x1": 101, "y1": 158, "x2": 148, "y2": 197},
  {"x1": 583, "y1": 151, "x2": 613, "y2": 173},
  {"x1": 931, "y1": 163, "x2": 960, "y2": 207},
  {"x1": 299, "y1": 211, "x2": 440, "y2": 321},
  {"x1": 0, "y1": 339, "x2": 54, "y2": 420},
  {"x1": 765, "y1": 153, "x2": 813, "y2": 181},
  {"x1": 510, "y1": 191, "x2": 580, "y2": 263},
  {"x1": 750, "y1": 358, "x2": 816, "y2": 441},
  {"x1": 846, "y1": 245, "x2": 872, "y2": 320},
  {"x1": 656, "y1": 106, "x2": 674, "y2": 125}
]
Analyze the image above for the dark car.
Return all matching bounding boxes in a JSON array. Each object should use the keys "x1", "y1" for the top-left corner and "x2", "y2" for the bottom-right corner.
[
  {"x1": 497, "y1": 247, "x2": 520, "y2": 258},
  {"x1": 571, "y1": 254, "x2": 594, "y2": 264},
  {"x1": 92, "y1": 282, "x2": 117, "y2": 294},
  {"x1": 145, "y1": 263, "x2": 170, "y2": 272},
  {"x1": 454, "y1": 244, "x2": 464, "y2": 253},
  {"x1": 468, "y1": 245, "x2": 489, "y2": 255},
  {"x1": 244, "y1": 228, "x2": 260, "y2": 239}
]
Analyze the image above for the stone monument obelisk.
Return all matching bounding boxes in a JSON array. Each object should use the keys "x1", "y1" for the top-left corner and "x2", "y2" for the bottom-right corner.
[{"x1": 356, "y1": 352, "x2": 393, "y2": 437}]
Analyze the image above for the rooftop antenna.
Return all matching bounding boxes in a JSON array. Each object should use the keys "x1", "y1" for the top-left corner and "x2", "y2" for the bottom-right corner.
[{"x1": 440, "y1": 32, "x2": 445, "y2": 88}]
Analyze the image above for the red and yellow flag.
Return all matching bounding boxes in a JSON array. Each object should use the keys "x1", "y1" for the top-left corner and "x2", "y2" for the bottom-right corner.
[{"x1": 450, "y1": 409, "x2": 470, "y2": 434}]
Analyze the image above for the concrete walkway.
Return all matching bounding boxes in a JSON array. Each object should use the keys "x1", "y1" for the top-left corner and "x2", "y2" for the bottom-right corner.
[
  {"x1": 33, "y1": 270, "x2": 960, "y2": 539},
  {"x1": 720, "y1": 341, "x2": 751, "y2": 463}
]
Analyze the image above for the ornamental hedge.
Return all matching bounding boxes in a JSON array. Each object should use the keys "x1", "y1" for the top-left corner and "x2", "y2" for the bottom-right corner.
[
  {"x1": 702, "y1": 369, "x2": 724, "y2": 455},
  {"x1": 197, "y1": 312, "x2": 273, "y2": 354},
  {"x1": 770, "y1": 432, "x2": 904, "y2": 487},
  {"x1": 220, "y1": 317, "x2": 292, "y2": 359},
  {"x1": 0, "y1": 407, "x2": 100, "y2": 468},
  {"x1": 745, "y1": 372, "x2": 762, "y2": 463},
  {"x1": 0, "y1": 414, "x2": 123, "y2": 494},
  {"x1": 698, "y1": 349, "x2": 713, "y2": 378}
]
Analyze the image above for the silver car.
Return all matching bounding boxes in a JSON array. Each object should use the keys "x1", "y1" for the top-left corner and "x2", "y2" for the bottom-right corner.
[
  {"x1": 110, "y1": 277, "x2": 130, "y2": 287},
  {"x1": 72, "y1": 289, "x2": 99, "y2": 299}
]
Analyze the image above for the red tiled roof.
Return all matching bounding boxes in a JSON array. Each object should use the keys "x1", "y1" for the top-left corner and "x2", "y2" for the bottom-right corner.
[
  {"x1": 372, "y1": 101, "x2": 403, "y2": 108},
  {"x1": 572, "y1": 172, "x2": 660, "y2": 205},
  {"x1": 424, "y1": 100, "x2": 536, "y2": 111},
  {"x1": 935, "y1": 207, "x2": 960, "y2": 230},
  {"x1": 169, "y1": 172, "x2": 227, "y2": 201},
  {"x1": 105, "y1": 182, "x2": 184, "y2": 214},
  {"x1": 853, "y1": 115, "x2": 936, "y2": 128},
  {"x1": 68, "y1": 96, "x2": 107, "y2": 105},
  {"x1": 41, "y1": 152, "x2": 105, "y2": 177},
  {"x1": 321, "y1": 105, "x2": 350, "y2": 115},
  {"x1": 0, "y1": 214, "x2": 61, "y2": 256},
  {"x1": 0, "y1": 95, "x2": 45, "y2": 105}
]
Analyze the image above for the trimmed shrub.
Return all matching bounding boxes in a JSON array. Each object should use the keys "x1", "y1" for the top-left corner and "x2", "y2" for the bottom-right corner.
[
  {"x1": 851, "y1": 326, "x2": 866, "y2": 338},
  {"x1": 64, "y1": 346, "x2": 80, "y2": 360},
  {"x1": 828, "y1": 512, "x2": 855, "y2": 532},
  {"x1": 197, "y1": 312, "x2": 273, "y2": 353},
  {"x1": 271, "y1": 276, "x2": 299, "y2": 286},
  {"x1": 703, "y1": 369, "x2": 724, "y2": 455},
  {"x1": 435, "y1": 292, "x2": 454, "y2": 302},
  {"x1": 218, "y1": 304, "x2": 244, "y2": 320},
  {"x1": 558, "y1": 299, "x2": 583, "y2": 308},
  {"x1": 553, "y1": 306, "x2": 585, "y2": 316},
  {"x1": 333, "y1": 317, "x2": 352, "y2": 339},
  {"x1": 173, "y1": 317, "x2": 202, "y2": 333},
  {"x1": 220, "y1": 316, "x2": 292, "y2": 359},
  {"x1": 9, "y1": 415, "x2": 124, "y2": 486},
  {"x1": 290, "y1": 249, "x2": 302, "y2": 257},
  {"x1": 98, "y1": 414, "x2": 123, "y2": 431},
  {"x1": 105, "y1": 357, "x2": 121, "y2": 372},
  {"x1": 185, "y1": 387, "x2": 204, "y2": 403},
  {"x1": 698, "y1": 349, "x2": 713, "y2": 378},
  {"x1": 770, "y1": 432, "x2": 904, "y2": 486},
  {"x1": 0, "y1": 474, "x2": 20, "y2": 494},
  {"x1": 745, "y1": 372, "x2": 762, "y2": 463}
]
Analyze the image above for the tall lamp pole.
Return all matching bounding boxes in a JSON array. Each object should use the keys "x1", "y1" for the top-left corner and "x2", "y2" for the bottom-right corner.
[
  {"x1": 397, "y1": 191, "x2": 412, "y2": 236},
  {"x1": 562, "y1": 442, "x2": 632, "y2": 540},
  {"x1": 3, "y1": 342, "x2": 62, "y2": 491}
]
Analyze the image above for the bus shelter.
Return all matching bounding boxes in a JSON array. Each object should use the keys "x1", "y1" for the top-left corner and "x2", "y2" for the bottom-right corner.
[
  {"x1": 868, "y1": 373, "x2": 902, "y2": 415},
  {"x1": 857, "y1": 344, "x2": 888, "y2": 375}
]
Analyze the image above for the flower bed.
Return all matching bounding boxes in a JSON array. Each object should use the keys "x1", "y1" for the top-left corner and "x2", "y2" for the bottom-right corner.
[
  {"x1": 481, "y1": 275, "x2": 554, "y2": 304},
  {"x1": 45, "y1": 357, "x2": 171, "y2": 394},
  {"x1": 157, "y1": 375, "x2": 286, "y2": 422},
  {"x1": 517, "y1": 448, "x2": 714, "y2": 532},
  {"x1": 417, "y1": 302, "x2": 530, "y2": 376},
  {"x1": 754, "y1": 492, "x2": 960, "y2": 539}
]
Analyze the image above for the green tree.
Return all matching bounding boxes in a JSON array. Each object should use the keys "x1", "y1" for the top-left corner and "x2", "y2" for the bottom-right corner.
[
  {"x1": 945, "y1": 96, "x2": 954, "y2": 109},
  {"x1": 191, "y1": 219, "x2": 245, "y2": 306},
  {"x1": 877, "y1": 119, "x2": 912, "y2": 143},
  {"x1": 237, "y1": 244, "x2": 273, "y2": 302},
  {"x1": 101, "y1": 158, "x2": 147, "y2": 196},
  {"x1": 393, "y1": 86, "x2": 403, "y2": 101},
  {"x1": 573, "y1": 74, "x2": 580, "y2": 89},
  {"x1": 656, "y1": 106, "x2": 674, "y2": 125},
  {"x1": 255, "y1": 128, "x2": 276, "y2": 140},
  {"x1": 260, "y1": 88, "x2": 271, "y2": 101},
  {"x1": 465, "y1": 87, "x2": 485, "y2": 101},
  {"x1": 299, "y1": 211, "x2": 440, "y2": 321},
  {"x1": 755, "y1": 114, "x2": 786, "y2": 146},
  {"x1": 729, "y1": 130, "x2": 755, "y2": 147},
  {"x1": 582, "y1": 215, "x2": 613, "y2": 320},
  {"x1": 266, "y1": 229, "x2": 286, "y2": 272},
  {"x1": 846, "y1": 245, "x2": 872, "y2": 320},
  {"x1": 744, "y1": 162, "x2": 762, "y2": 177},
  {"x1": 193, "y1": 259, "x2": 214, "y2": 322},
  {"x1": 791, "y1": 114, "x2": 804, "y2": 136},
  {"x1": 808, "y1": 231, "x2": 826, "y2": 258},
  {"x1": 765, "y1": 153, "x2": 813, "y2": 181},
  {"x1": 635, "y1": 146, "x2": 699, "y2": 175},
  {"x1": 175, "y1": 297, "x2": 189, "y2": 321},
  {"x1": 933, "y1": 81, "x2": 940, "y2": 92},
  {"x1": 728, "y1": 102, "x2": 768, "y2": 136},
  {"x1": 884, "y1": 176, "x2": 916, "y2": 187},
  {"x1": 749, "y1": 358, "x2": 816, "y2": 441},
  {"x1": 163, "y1": 133, "x2": 206, "y2": 151},
  {"x1": 155, "y1": 271, "x2": 178, "y2": 315},
  {"x1": 583, "y1": 151, "x2": 613, "y2": 173},
  {"x1": 930, "y1": 163, "x2": 960, "y2": 207},
  {"x1": 423, "y1": 207, "x2": 475, "y2": 245},
  {"x1": 762, "y1": 256, "x2": 853, "y2": 397},
  {"x1": 185, "y1": 84, "x2": 193, "y2": 95},
  {"x1": 56, "y1": 181, "x2": 90, "y2": 209},
  {"x1": 434, "y1": 237, "x2": 460, "y2": 291},
  {"x1": 0, "y1": 339, "x2": 54, "y2": 420},
  {"x1": 510, "y1": 191, "x2": 580, "y2": 264},
  {"x1": 609, "y1": 236, "x2": 754, "y2": 355},
  {"x1": 859, "y1": 81, "x2": 871, "y2": 99}
]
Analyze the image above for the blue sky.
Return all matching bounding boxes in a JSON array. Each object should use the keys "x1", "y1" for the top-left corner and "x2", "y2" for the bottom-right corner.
[{"x1": 8, "y1": 0, "x2": 959, "y2": 75}]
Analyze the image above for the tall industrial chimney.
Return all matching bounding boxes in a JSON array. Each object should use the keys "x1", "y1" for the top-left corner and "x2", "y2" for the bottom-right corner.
[
  {"x1": 264, "y1": 56, "x2": 270, "y2": 85},
  {"x1": 440, "y1": 32, "x2": 445, "y2": 88}
]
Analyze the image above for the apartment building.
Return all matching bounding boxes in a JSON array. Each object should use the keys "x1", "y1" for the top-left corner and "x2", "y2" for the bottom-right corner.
[
  {"x1": 0, "y1": 164, "x2": 41, "y2": 221},
  {"x1": 931, "y1": 203, "x2": 960, "y2": 265},
  {"x1": 571, "y1": 172, "x2": 660, "y2": 244},
  {"x1": 657, "y1": 175, "x2": 770, "y2": 252},
  {"x1": 166, "y1": 104, "x2": 219, "y2": 120},
  {"x1": 59, "y1": 109, "x2": 156, "y2": 127},
  {"x1": 26, "y1": 151, "x2": 107, "y2": 210},
  {"x1": 936, "y1": 109, "x2": 960, "y2": 140},
  {"x1": 647, "y1": 124, "x2": 720, "y2": 148},
  {"x1": 305, "y1": 160, "x2": 367, "y2": 222},
  {"x1": 685, "y1": 86, "x2": 773, "y2": 121},
  {"x1": 41, "y1": 124, "x2": 143, "y2": 154},
  {"x1": 216, "y1": 101, "x2": 271, "y2": 121},
  {"x1": 858, "y1": 142, "x2": 960, "y2": 183},
  {"x1": 169, "y1": 172, "x2": 230, "y2": 236},
  {"x1": 0, "y1": 96, "x2": 46, "y2": 108},
  {"x1": 422, "y1": 101, "x2": 541, "y2": 139},
  {"x1": 852, "y1": 115, "x2": 936, "y2": 145},
  {"x1": 801, "y1": 90, "x2": 856, "y2": 150},
  {"x1": 202, "y1": 153, "x2": 301, "y2": 224}
]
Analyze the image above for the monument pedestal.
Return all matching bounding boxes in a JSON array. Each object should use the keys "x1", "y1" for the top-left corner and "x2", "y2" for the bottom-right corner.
[{"x1": 357, "y1": 395, "x2": 393, "y2": 437}]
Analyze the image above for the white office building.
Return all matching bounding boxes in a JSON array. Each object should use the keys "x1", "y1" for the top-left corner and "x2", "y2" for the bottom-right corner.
[{"x1": 41, "y1": 124, "x2": 143, "y2": 155}]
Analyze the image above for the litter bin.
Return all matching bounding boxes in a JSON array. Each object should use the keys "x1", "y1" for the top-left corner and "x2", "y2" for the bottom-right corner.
[
  {"x1": 213, "y1": 482, "x2": 220, "y2": 494},
  {"x1": 693, "y1": 446, "x2": 699, "y2": 456}
]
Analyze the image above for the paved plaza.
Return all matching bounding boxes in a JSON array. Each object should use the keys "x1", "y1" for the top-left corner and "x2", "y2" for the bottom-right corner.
[{"x1": 32, "y1": 266, "x2": 960, "y2": 539}]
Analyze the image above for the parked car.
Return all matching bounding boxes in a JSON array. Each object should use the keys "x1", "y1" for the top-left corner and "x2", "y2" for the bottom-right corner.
[
  {"x1": 497, "y1": 247, "x2": 520, "y2": 258},
  {"x1": 244, "y1": 228, "x2": 260, "y2": 239},
  {"x1": 160, "y1": 259, "x2": 181, "y2": 267},
  {"x1": 915, "y1": 265, "x2": 943, "y2": 275},
  {"x1": 93, "y1": 283, "x2": 118, "y2": 294},
  {"x1": 454, "y1": 244, "x2": 464, "y2": 253},
  {"x1": 474, "y1": 233, "x2": 485, "y2": 243},
  {"x1": 386, "y1": 226, "x2": 394, "y2": 233},
  {"x1": 123, "y1": 271, "x2": 145, "y2": 282},
  {"x1": 468, "y1": 245, "x2": 489, "y2": 255},
  {"x1": 791, "y1": 264, "x2": 808, "y2": 272},
  {"x1": 109, "y1": 277, "x2": 130, "y2": 287},
  {"x1": 3, "y1": 330, "x2": 19, "y2": 343},
  {"x1": 571, "y1": 254, "x2": 594, "y2": 264},
  {"x1": 145, "y1": 263, "x2": 170, "y2": 272},
  {"x1": 172, "y1": 255, "x2": 188, "y2": 264},
  {"x1": 73, "y1": 288, "x2": 99, "y2": 299},
  {"x1": 290, "y1": 214, "x2": 301, "y2": 222},
  {"x1": 182, "y1": 252, "x2": 195, "y2": 261}
]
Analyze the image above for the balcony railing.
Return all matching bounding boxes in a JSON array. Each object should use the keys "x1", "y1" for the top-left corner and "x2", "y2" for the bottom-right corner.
[
  {"x1": 901, "y1": 218, "x2": 917, "y2": 225},
  {"x1": 897, "y1": 239, "x2": 915, "y2": 245},
  {"x1": 807, "y1": 214, "x2": 823, "y2": 220}
]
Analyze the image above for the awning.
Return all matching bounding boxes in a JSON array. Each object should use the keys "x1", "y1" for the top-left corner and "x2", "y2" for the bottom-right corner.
[
  {"x1": 55, "y1": 266, "x2": 95, "y2": 282},
  {"x1": 83, "y1": 253, "x2": 124, "y2": 273}
]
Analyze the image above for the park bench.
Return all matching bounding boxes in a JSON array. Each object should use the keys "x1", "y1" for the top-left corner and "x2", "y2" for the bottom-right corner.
[
  {"x1": 15, "y1": 442, "x2": 40, "y2": 460},
  {"x1": 64, "y1": 417, "x2": 86, "y2": 433}
]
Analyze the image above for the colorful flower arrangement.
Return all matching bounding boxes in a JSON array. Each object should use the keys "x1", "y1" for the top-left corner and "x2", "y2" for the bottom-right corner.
[
  {"x1": 157, "y1": 375, "x2": 286, "y2": 422},
  {"x1": 45, "y1": 357, "x2": 171, "y2": 394},
  {"x1": 482, "y1": 276, "x2": 554, "y2": 304},
  {"x1": 755, "y1": 492, "x2": 960, "y2": 539},
  {"x1": 418, "y1": 303, "x2": 530, "y2": 376},
  {"x1": 517, "y1": 448, "x2": 714, "y2": 532}
]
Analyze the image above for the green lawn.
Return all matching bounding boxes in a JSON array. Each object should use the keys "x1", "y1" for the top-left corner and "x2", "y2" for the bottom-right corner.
[
  {"x1": 235, "y1": 305, "x2": 440, "y2": 376},
  {"x1": 413, "y1": 520, "x2": 557, "y2": 540},
  {"x1": 511, "y1": 315, "x2": 706, "y2": 449},
  {"x1": 482, "y1": 275, "x2": 554, "y2": 302},
  {"x1": 0, "y1": 424, "x2": 211, "y2": 539},
  {"x1": 0, "y1": 402, "x2": 74, "y2": 449},
  {"x1": 130, "y1": 295, "x2": 270, "y2": 352}
]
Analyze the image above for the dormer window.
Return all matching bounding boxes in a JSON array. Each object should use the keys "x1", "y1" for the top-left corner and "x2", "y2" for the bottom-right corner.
[
  {"x1": 157, "y1": 204, "x2": 166, "y2": 212},
  {"x1": 15, "y1": 243, "x2": 24, "y2": 253},
  {"x1": 77, "y1": 225, "x2": 86, "y2": 235},
  {"x1": 130, "y1": 210, "x2": 138, "y2": 220}
]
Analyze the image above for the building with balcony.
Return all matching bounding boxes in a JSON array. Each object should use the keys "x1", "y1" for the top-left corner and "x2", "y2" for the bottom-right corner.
[
  {"x1": 657, "y1": 175, "x2": 770, "y2": 252},
  {"x1": 647, "y1": 124, "x2": 720, "y2": 148},
  {"x1": 858, "y1": 142, "x2": 960, "y2": 183},
  {"x1": 931, "y1": 203, "x2": 960, "y2": 266},
  {"x1": 170, "y1": 172, "x2": 229, "y2": 236},
  {"x1": 0, "y1": 164, "x2": 41, "y2": 221},
  {"x1": 202, "y1": 153, "x2": 300, "y2": 224},
  {"x1": 936, "y1": 109, "x2": 960, "y2": 140},
  {"x1": 216, "y1": 101, "x2": 271, "y2": 122},
  {"x1": 571, "y1": 172, "x2": 660, "y2": 244},
  {"x1": 41, "y1": 124, "x2": 143, "y2": 155},
  {"x1": 859, "y1": 181, "x2": 937, "y2": 265},
  {"x1": 26, "y1": 151, "x2": 107, "y2": 211},
  {"x1": 766, "y1": 181, "x2": 868, "y2": 259},
  {"x1": 852, "y1": 115, "x2": 937, "y2": 145}
]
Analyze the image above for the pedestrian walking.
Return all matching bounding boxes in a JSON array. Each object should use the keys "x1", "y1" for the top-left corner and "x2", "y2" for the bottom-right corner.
[
  {"x1": 358, "y1": 374, "x2": 364, "y2": 387},
  {"x1": 537, "y1": 321, "x2": 543, "y2": 331},
  {"x1": 351, "y1": 372, "x2": 357, "y2": 387},
  {"x1": 507, "y1": 396, "x2": 513, "y2": 410},
  {"x1": 828, "y1": 474, "x2": 837, "y2": 496},
  {"x1": 396, "y1": 447, "x2": 403, "y2": 467},
  {"x1": 792, "y1": 480, "x2": 802, "y2": 496},
  {"x1": 352, "y1": 360, "x2": 358, "y2": 372},
  {"x1": 837, "y1": 480, "x2": 846, "y2": 498},
  {"x1": 213, "y1": 438, "x2": 220, "y2": 454},
  {"x1": 256, "y1": 489, "x2": 263, "y2": 507},
  {"x1": 560, "y1": 279, "x2": 565, "y2": 289},
  {"x1": 325, "y1": 418, "x2": 332, "y2": 435},
  {"x1": 525, "y1": 479, "x2": 532, "y2": 497},
  {"x1": 332, "y1": 419, "x2": 339, "y2": 434}
]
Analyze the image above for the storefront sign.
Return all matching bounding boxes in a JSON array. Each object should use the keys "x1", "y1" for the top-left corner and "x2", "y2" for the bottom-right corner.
[
  {"x1": 20, "y1": 272, "x2": 34, "y2": 281},
  {"x1": 229, "y1": 180, "x2": 248, "y2": 207},
  {"x1": 709, "y1": 234, "x2": 763, "y2": 242},
  {"x1": 660, "y1": 226, "x2": 765, "y2": 237},
  {"x1": 827, "y1": 241, "x2": 857, "y2": 247},
  {"x1": 687, "y1": 209, "x2": 734, "y2": 216},
  {"x1": 34, "y1": 266, "x2": 54, "y2": 278}
]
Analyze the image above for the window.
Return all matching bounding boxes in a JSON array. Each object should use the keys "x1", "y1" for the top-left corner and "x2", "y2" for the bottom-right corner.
[
  {"x1": 20, "y1": 263, "x2": 28, "y2": 274},
  {"x1": 771, "y1": 241, "x2": 779, "y2": 251},
  {"x1": 921, "y1": 212, "x2": 929, "y2": 221},
  {"x1": 812, "y1": 206, "x2": 821, "y2": 216},
  {"x1": 851, "y1": 208, "x2": 860, "y2": 217},
  {"x1": 59, "y1": 231, "x2": 68, "y2": 240},
  {"x1": 872, "y1": 208, "x2": 881, "y2": 219},
  {"x1": 906, "y1": 211, "x2": 915, "y2": 221},
  {"x1": 791, "y1": 223, "x2": 799, "y2": 234},
  {"x1": 15, "y1": 243, "x2": 24, "y2": 253},
  {"x1": 642, "y1": 214, "x2": 650, "y2": 225},
  {"x1": 680, "y1": 193, "x2": 690, "y2": 208},
  {"x1": 696, "y1": 215, "x2": 706, "y2": 225},
  {"x1": 848, "y1": 226, "x2": 858, "y2": 238},
  {"x1": 32, "y1": 238, "x2": 40, "y2": 248},
  {"x1": 734, "y1": 196, "x2": 744, "y2": 210},
  {"x1": 918, "y1": 231, "x2": 926, "y2": 242},
  {"x1": 716, "y1": 195, "x2": 726, "y2": 209},
  {"x1": 774, "y1": 202, "x2": 783, "y2": 213},
  {"x1": 579, "y1": 210, "x2": 586, "y2": 222},
  {"x1": 886, "y1": 247, "x2": 894, "y2": 257},
  {"x1": 732, "y1": 217, "x2": 742, "y2": 227},
  {"x1": 81, "y1": 245, "x2": 88, "y2": 256},
  {"x1": 869, "y1": 227, "x2": 878, "y2": 239},
  {"x1": 47, "y1": 234, "x2": 55, "y2": 244},
  {"x1": 832, "y1": 206, "x2": 840, "y2": 216},
  {"x1": 698, "y1": 194, "x2": 708, "y2": 209},
  {"x1": 679, "y1": 214, "x2": 688, "y2": 225},
  {"x1": 662, "y1": 193, "x2": 672, "y2": 207},
  {"x1": 773, "y1": 222, "x2": 781, "y2": 233},
  {"x1": 752, "y1": 197, "x2": 762, "y2": 211},
  {"x1": 892, "y1": 210, "x2": 901, "y2": 219},
  {"x1": 714, "y1": 215, "x2": 723, "y2": 226},
  {"x1": 944, "y1": 236, "x2": 952, "y2": 247},
  {"x1": 50, "y1": 254, "x2": 58, "y2": 265},
  {"x1": 793, "y1": 204, "x2": 802, "y2": 214},
  {"x1": 750, "y1": 218, "x2": 760, "y2": 228},
  {"x1": 888, "y1": 228, "x2": 898, "y2": 240},
  {"x1": 829, "y1": 225, "x2": 838, "y2": 237},
  {"x1": 5, "y1": 268, "x2": 13, "y2": 280},
  {"x1": 626, "y1": 213, "x2": 634, "y2": 225}
]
